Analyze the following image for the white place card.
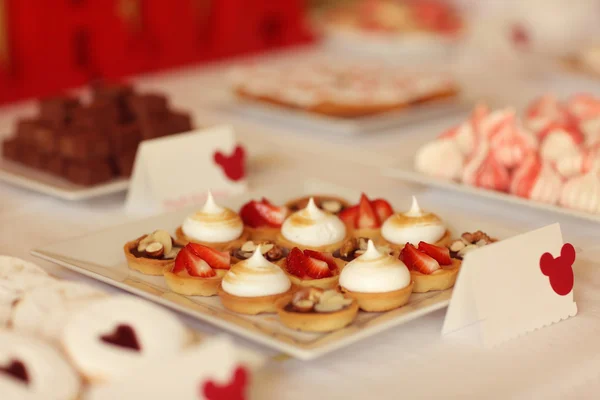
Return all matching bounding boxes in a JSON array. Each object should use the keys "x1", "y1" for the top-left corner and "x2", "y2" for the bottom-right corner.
[
  {"x1": 125, "y1": 126, "x2": 248, "y2": 215},
  {"x1": 86, "y1": 336, "x2": 263, "y2": 400},
  {"x1": 443, "y1": 223, "x2": 578, "y2": 347}
]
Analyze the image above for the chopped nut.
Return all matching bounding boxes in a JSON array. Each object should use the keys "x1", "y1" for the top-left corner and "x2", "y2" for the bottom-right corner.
[
  {"x1": 145, "y1": 242, "x2": 164, "y2": 258},
  {"x1": 241, "y1": 241, "x2": 257, "y2": 252},
  {"x1": 151, "y1": 230, "x2": 172, "y2": 254},
  {"x1": 266, "y1": 245, "x2": 283, "y2": 260},
  {"x1": 476, "y1": 239, "x2": 488, "y2": 247},
  {"x1": 259, "y1": 243, "x2": 274, "y2": 254},
  {"x1": 164, "y1": 247, "x2": 181, "y2": 259},
  {"x1": 450, "y1": 240, "x2": 466, "y2": 252},
  {"x1": 376, "y1": 245, "x2": 391, "y2": 255},
  {"x1": 137, "y1": 235, "x2": 152, "y2": 252},
  {"x1": 458, "y1": 244, "x2": 478, "y2": 257},
  {"x1": 354, "y1": 250, "x2": 365, "y2": 256},
  {"x1": 461, "y1": 232, "x2": 475, "y2": 244},
  {"x1": 319, "y1": 290, "x2": 340, "y2": 303},
  {"x1": 321, "y1": 200, "x2": 342, "y2": 214},
  {"x1": 292, "y1": 299, "x2": 315, "y2": 313},
  {"x1": 315, "y1": 301, "x2": 344, "y2": 313},
  {"x1": 340, "y1": 238, "x2": 358, "y2": 258},
  {"x1": 357, "y1": 237, "x2": 369, "y2": 250}
]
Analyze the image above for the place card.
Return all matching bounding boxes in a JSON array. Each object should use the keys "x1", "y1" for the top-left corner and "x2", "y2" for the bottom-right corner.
[
  {"x1": 125, "y1": 126, "x2": 248, "y2": 215},
  {"x1": 443, "y1": 223, "x2": 578, "y2": 347},
  {"x1": 87, "y1": 336, "x2": 263, "y2": 400}
]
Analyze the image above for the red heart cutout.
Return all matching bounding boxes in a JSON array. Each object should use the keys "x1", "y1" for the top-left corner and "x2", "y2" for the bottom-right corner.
[
  {"x1": 202, "y1": 366, "x2": 248, "y2": 400},
  {"x1": 213, "y1": 146, "x2": 246, "y2": 182},
  {"x1": 540, "y1": 243, "x2": 575, "y2": 296}
]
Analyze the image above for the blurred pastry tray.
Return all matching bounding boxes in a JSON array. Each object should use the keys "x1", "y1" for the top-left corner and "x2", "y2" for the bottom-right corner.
[
  {"x1": 222, "y1": 96, "x2": 470, "y2": 135},
  {"x1": 31, "y1": 179, "x2": 479, "y2": 360},
  {"x1": 0, "y1": 159, "x2": 129, "y2": 201}
]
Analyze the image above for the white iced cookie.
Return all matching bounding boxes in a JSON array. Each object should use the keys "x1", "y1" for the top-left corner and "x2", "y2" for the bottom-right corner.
[
  {"x1": 340, "y1": 240, "x2": 411, "y2": 293},
  {"x1": 0, "y1": 257, "x2": 56, "y2": 328},
  {"x1": 280, "y1": 198, "x2": 346, "y2": 247},
  {"x1": 381, "y1": 196, "x2": 446, "y2": 245},
  {"x1": 62, "y1": 296, "x2": 190, "y2": 384},
  {"x1": 182, "y1": 191, "x2": 244, "y2": 243},
  {"x1": 222, "y1": 247, "x2": 291, "y2": 297},
  {"x1": 0, "y1": 330, "x2": 81, "y2": 400},
  {"x1": 11, "y1": 281, "x2": 107, "y2": 342}
]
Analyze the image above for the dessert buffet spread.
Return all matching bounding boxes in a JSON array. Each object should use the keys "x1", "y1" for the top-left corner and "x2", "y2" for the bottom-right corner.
[
  {"x1": 230, "y1": 61, "x2": 458, "y2": 118},
  {"x1": 1, "y1": 83, "x2": 193, "y2": 187},
  {"x1": 0, "y1": 256, "x2": 255, "y2": 399},
  {"x1": 415, "y1": 94, "x2": 600, "y2": 215},
  {"x1": 124, "y1": 192, "x2": 495, "y2": 334}
]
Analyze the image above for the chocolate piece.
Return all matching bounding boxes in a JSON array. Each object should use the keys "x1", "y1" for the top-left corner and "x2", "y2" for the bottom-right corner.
[
  {"x1": 167, "y1": 111, "x2": 193, "y2": 134},
  {"x1": 46, "y1": 155, "x2": 67, "y2": 176},
  {"x1": 113, "y1": 150, "x2": 137, "y2": 177},
  {"x1": 2, "y1": 138, "x2": 21, "y2": 161},
  {"x1": 15, "y1": 119, "x2": 42, "y2": 144},
  {"x1": 59, "y1": 133, "x2": 111, "y2": 160},
  {"x1": 111, "y1": 123, "x2": 141, "y2": 154},
  {"x1": 100, "y1": 324, "x2": 141, "y2": 351},
  {"x1": 21, "y1": 146, "x2": 48, "y2": 169},
  {"x1": 65, "y1": 159, "x2": 114, "y2": 186},
  {"x1": 32, "y1": 125, "x2": 58, "y2": 153},
  {"x1": 128, "y1": 93, "x2": 169, "y2": 116},
  {"x1": 71, "y1": 103, "x2": 120, "y2": 131},
  {"x1": 39, "y1": 96, "x2": 80, "y2": 128},
  {"x1": 0, "y1": 359, "x2": 29, "y2": 384},
  {"x1": 231, "y1": 245, "x2": 288, "y2": 262},
  {"x1": 92, "y1": 82, "x2": 134, "y2": 103}
]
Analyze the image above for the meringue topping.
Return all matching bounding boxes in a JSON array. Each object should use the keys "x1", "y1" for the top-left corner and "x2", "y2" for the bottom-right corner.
[
  {"x1": 280, "y1": 198, "x2": 346, "y2": 247},
  {"x1": 414, "y1": 138, "x2": 464, "y2": 181},
  {"x1": 221, "y1": 248, "x2": 291, "y2": 297},
  {"x1": 559, "y1": 170, "x2": 600, "y2": 214},
  {"x1": 540, "y1": 130, "x2": 581, "y2": 163},
  {"x1": 181, "y1": 191, "x2": 244, "y2": 243},
  {"x1": 381, "y1": 197, "x2": 446, "y2": 245},
  {"x1": 339, "y1": 241, "x2": 411, "y2": 293}
]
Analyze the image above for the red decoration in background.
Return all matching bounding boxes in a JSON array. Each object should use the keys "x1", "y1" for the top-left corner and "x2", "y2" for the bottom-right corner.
[
  {"x1": 0, "y1": 0, "x2": 313, "y2": 105},
  {"x1": 540, "y1": 243, "x2": 576, "y2": 296},
  {"x1": 202, "y1": 366, "x2": 249, "y2": 400},
  {"x1": 214, "y1": 145, "x2": 246, "y2": 182}
]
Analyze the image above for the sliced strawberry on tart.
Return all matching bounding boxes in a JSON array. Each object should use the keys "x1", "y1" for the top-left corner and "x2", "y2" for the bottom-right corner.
[
  {"x1": 339, "y1": 193, "x2": 394, "y2": 241},
  {"x1": 278, "y1": 247, "x2": 346, "y2": 289},
  {"x1": 399, "y1": 242, "x2": 461, "y2": 293},
  {"x1": 239, "y1": 198, "x2": 288, "y2": 241},
  {"x1": 164, "y1": 243, "x2": 231, "y2": 296}
]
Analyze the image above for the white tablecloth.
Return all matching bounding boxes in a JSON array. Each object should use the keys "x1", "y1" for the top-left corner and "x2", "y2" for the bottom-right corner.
[{"x1": 2, "y1": 46, "x2": 600, "y2": 399}]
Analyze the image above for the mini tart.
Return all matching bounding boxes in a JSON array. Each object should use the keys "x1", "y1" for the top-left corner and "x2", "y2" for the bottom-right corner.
[
  {"x1": 285, "y1": 195, "x2": 349, "y2": 215},
  {"x1": 217, "y1": 285, "x2": 295, "y2": 315},
  {"x1": 230, "y1": 244, "x2": 288, "y2": 264},
  {"x1": 275, "y1": 232, "x2": 349, "y2": 253},
  {"x1": 340, "y1": 281, "x2": 414, "y2": 312},
  {"x1": 164, "y1": 267, "x2": 227, "y2": 297},
  {"x1": 275, "y1": 295, "x2": 358, "y2": 332},
  {"x1": 175, "y1": 226, "x2": 250, "y2": 250},
  {"x1": 385, "y1": 229, "x2": 453, "y2": 251},
  {"x1": 276, "y1": 258, "x2": 346, "y2": 289},
  {"x1": 347, "y1": 227, "x2": 384, "y2": 243},
  {"x1": 245, "y1": 226, "x2": 280, "y2": 242},
  {"x1": 123, "y1": 239, "x2": 177, "y2": 276},
  {"x1": 411, "y1": 258, "x2": 461, "y2": 293}
]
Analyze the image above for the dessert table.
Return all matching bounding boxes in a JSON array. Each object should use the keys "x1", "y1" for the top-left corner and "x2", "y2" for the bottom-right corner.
[{"x1": 2, "y1": 47, "x2": 600, "y2": 399}]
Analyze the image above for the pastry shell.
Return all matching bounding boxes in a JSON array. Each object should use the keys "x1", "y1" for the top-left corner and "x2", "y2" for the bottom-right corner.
[
  {"x1": 340, "y1": 281, "x2": 414, "y2": 312},
  {"x1": 276, "y1": 258, "x2": 346, "y2": 289},
  {"x1": 244, "y1": 226, "x2": 280, "y2": 242},
  {"x1": 175, "y1": 226, "x2": 250, "y2": 251},
  {"x1": 123, "y1": 239, "x2": 175, "y2": 276},
  {"x1": 411, "y1": 258, "x2": 461, "y2": 293},
  {"x1": 164, "y1": 267, "x2": 227, "y2": 297},
  {"x1": 275, "y1": 295, "x2": 359, "y2": 332},
  {"x1": 384, "y1": 229, "x2": 453, "y2": 251},
  {"x1": 217, "y1": 285, "x2": 295, "y2": 315}
]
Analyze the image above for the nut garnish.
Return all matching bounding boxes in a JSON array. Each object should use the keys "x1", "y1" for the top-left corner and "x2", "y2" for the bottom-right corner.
[
  {"x1": 164, "y1": 247, "x2": 181, "y2": 259},
  {"x1": 321, "y1": 200, "x2": 342, "y2": 214},
  {"x1": 137, "y1": 235, "x2": 152, "y2": 252},
  {"x1": 450, "y1": 240, "x2": 465, "y2": 252},
  {"x1": 293, "y1": 299, "x2": 315, "y2": 313},
  {"x1": 241, "y1": 241, "x2": 256, "y2": 252},
  {"x1": 151, "y1": 230, "x2": 172, "y2": 254},
  {"x1": 266, "y1": 245, "x2": 283, "y2": 260},
  {"x1": 357, "y1": 237, "x2": 369, "y2": 250},
  {"x1": 260, "y1": 243, "x2": 274, "y2": 254},
  {"x1": 145, "y1": 242, "x2": 164, "y2": 258},
  {"x1": 340, "y1": 238, "x2": 358, "y2": 258},
  {"x1": 290, "y1": 288, "x2": 352, "y2": 314}
]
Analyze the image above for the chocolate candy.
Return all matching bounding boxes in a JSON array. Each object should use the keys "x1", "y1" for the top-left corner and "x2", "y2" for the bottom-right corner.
[
  {"x1": 59, "y1": 133, "x2": 111, "y2": 160},
  {"x1": 2, "y1": 138, "x2": 21, "y2": 161},
  {"x1": 167, "y1": 111, "x2": 193, "y2": 134},
  {"x1": 111, "y1": 123, "x2": 141, "y2": 154},
  {"x1": 39, "y1": 96, "x2": 80, "y2": 128},
  {"x1": 66, "y1": 159, "x2": 113, "y2": 186},
  {"x1": 32, "y1": 125, "x2": 58, "y2": 154},
  {"x1": 46, "y1": 155, "x2": 67, "y2": 176}
]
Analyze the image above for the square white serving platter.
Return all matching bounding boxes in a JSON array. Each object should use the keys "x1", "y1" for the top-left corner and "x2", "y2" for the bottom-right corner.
[
  {"x1": 0, "y1": 158, "x2": 129, "y2": 201},
  {"x1": 31, "y1": 179, "x2": 516, "y2": 360},
  {"x1": 221, "y1": 96, "x2": 469, "y2": 135}
]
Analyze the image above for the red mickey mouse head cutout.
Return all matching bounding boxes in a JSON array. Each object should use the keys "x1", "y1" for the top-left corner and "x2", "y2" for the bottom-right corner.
[
  {"x1": 214, "y1": 145, "x2": 246, "y2": 182},
  {"x1": 540, "y1": 243, "x2": 575, "y2": 296},
  {"x1": 202, "y1": 366, "x2": 249, "y2": 400}
]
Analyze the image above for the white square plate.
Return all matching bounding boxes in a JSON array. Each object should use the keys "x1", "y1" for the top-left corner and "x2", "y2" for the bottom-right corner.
[
  {"x1": 31, "y1": 179, "x2": 516, "y2": 360},
  {"x1": 0, "y1": 159, "x2": 129, "y2": 201},
  {"x1": 222, "y1": 96, "x2": 469, "y2": 135}
]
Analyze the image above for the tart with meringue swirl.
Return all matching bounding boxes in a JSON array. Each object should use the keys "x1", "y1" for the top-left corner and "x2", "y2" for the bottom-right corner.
[{"x1": 175, "y1": 192, "x2": 249, "y2": 251}]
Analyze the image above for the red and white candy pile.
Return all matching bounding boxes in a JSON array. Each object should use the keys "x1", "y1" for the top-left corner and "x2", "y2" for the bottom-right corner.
[{"x1": 415, "y1": 94, "x2": 600, "y2": 214}]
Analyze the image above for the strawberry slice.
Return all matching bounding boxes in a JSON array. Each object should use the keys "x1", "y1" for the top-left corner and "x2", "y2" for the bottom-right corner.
[
  {"x1": 357, "y1": 193, "x2": 380, "y2": 229},
  {"x1": 418, "y1": 242, "x2": 452, "y2": 265},
  {"x1": 187, "y1": 243, "x2": 230, "y2": 270},
  {"x1": 400, "y1": 243, "x2": 440, "y2": 274},
  {"x1": 304, "y1": 257, "x2": 333, "y2": 279},
  {"x1": 239, "y1": 199, "x2": 287, "y2": 228},
  {"x1": 304, "y1": 250, "x2": 338, "y2": 273},
  {"x1": 372, "y1": 199, "x2": 393, "y2": 222},
  {"x1": 174, "y1": 246, "x2": 216, "y2": 277},
  {"x1": 285, "y1": 247, "x2": 307, "y2": 278},
  {"x1": 339, "y1": 205, "x2": 359, "y2": 227}
]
